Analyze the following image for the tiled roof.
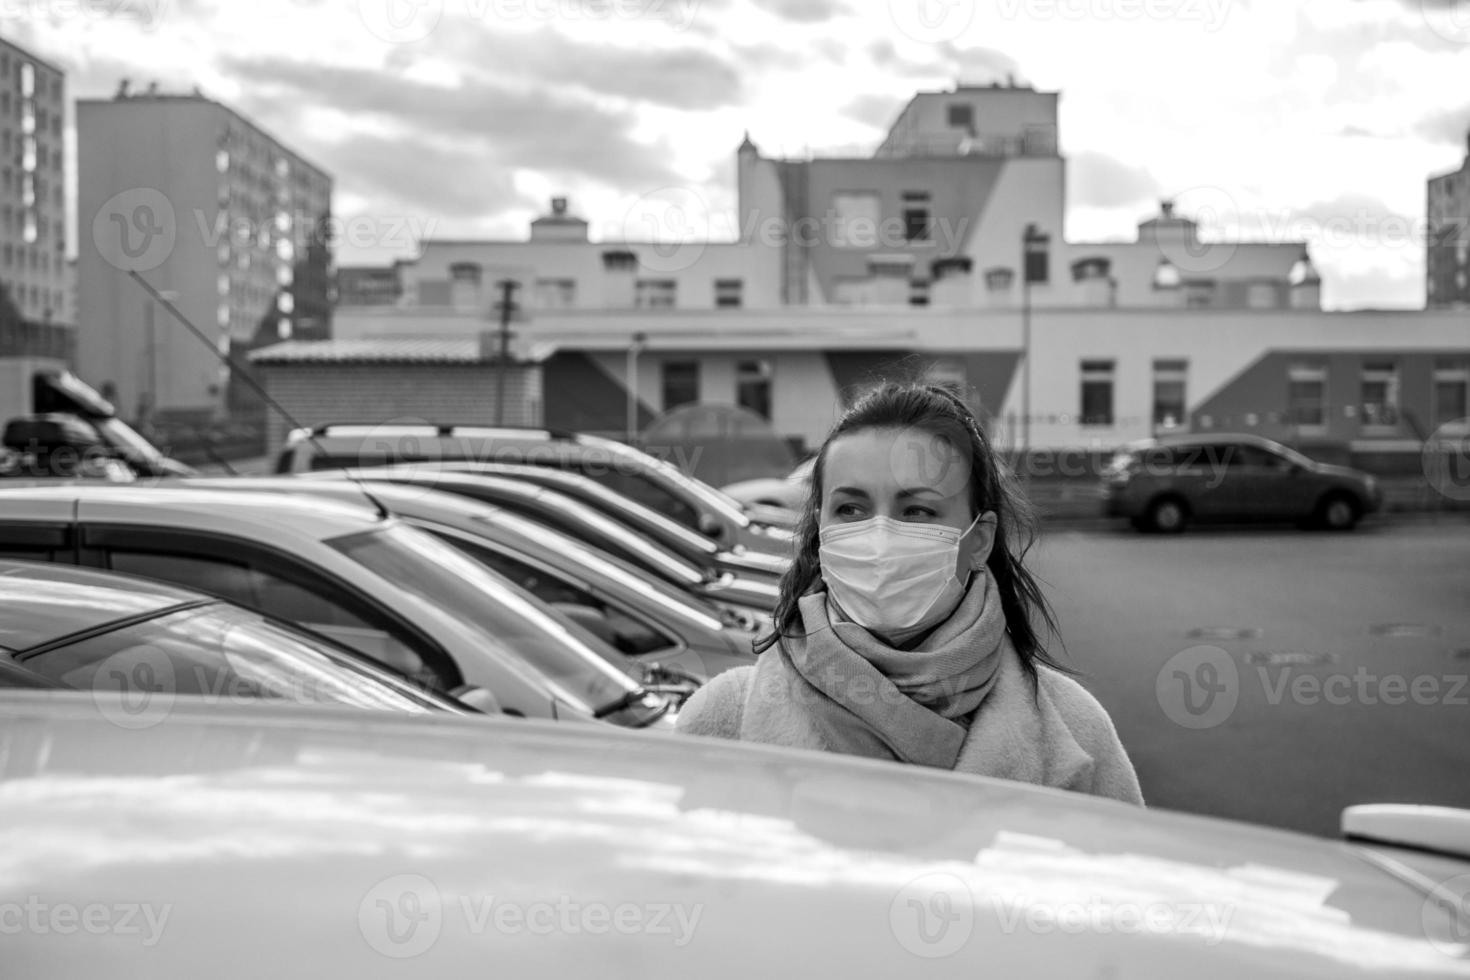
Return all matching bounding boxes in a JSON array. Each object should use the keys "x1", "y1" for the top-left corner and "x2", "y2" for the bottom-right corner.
[{"x1": 248, "y1": 339, "x2": 484, "y2": 364}]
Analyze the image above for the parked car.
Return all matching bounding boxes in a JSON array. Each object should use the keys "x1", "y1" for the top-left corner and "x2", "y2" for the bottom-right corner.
[
  {"x1": 0, "y1": 559, "x2": 466, "y2": 715},
  {"x1": 422, "y1": 460, "x2": 788, "y2": 578},
  {"x1": 5, "y1": 691, "x2": 1469, "y2": 977},
  {"x1": 721, "y1": 455, "x2": 813, "y2": 520},
  {"x1": 271, "y1": 422, "x2": 794, "y2": 554},
  {"x1": 0, "y1": 486, "x2": 672, "y2": 728},
  {"x1": 178, "y1": 476, "x2": 760, "y2": 682},
  {"x1": 1102, "y1": 433, "x2": 1384, "y2": 533},
  {"x1": 1, "y1": 369, "x2": 194, "y2": 481},
  {"x1": 299, "y1": 467, "x2": 781, "y2": 615}
]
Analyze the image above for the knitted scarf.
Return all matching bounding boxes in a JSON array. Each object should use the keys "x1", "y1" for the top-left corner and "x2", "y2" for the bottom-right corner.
[{"x1": 740, "y1": 569, "x2": 1006, "y2": 769}]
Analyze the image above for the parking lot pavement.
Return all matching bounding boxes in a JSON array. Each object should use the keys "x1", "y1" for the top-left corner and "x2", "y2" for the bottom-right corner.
[{"x1": 1032, "y1": 519, "x2": 1470, "y2": 837}]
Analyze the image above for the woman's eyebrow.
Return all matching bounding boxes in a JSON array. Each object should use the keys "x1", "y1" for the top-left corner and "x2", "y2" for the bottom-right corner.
[
  {"x1": 897, "y1": 487, "x2": 942, "y2": 499},
  {"x1": 829, "y1": 486, "x2": 870, "y2": 498}
]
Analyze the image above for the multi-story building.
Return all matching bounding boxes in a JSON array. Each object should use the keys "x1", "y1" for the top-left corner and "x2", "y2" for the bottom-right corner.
[
  {"x1": 77, "y1": 86, "x2": 333, "y2": 422},
  {"x1": 1427, "y1": 130, "x2": 1470, "y2": 310},
  {"x1": 0, "y1": 35, "x2": 68, "y2": 326},
  {"x1": 308, "y1": 82, "x2": 1469, "y2": 462}
]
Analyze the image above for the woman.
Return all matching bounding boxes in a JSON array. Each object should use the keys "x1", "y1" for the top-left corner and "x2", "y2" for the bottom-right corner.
[{"x1": 677, "y1": 382, "x2": 1143, "y2": 805}]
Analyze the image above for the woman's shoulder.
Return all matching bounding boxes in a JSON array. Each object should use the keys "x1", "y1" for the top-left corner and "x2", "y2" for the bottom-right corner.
[
  {"x1": 1031, "y1": 664, "x2": 1123, "y2": 745},
  {"x1": 674, "y1": 665, "x2": 754, "y2": 740}
]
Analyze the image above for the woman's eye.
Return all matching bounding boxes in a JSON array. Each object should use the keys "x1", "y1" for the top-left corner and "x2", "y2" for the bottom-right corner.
[
  {"x1": 834, "y1": 503, "x2": 865, "y2": 518},
  {"x1": 903, "y1": 507, "x2": 937, "y2": 520}
]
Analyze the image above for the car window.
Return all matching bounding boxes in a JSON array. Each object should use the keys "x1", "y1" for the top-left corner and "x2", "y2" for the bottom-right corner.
[
  {"x1": 1225, "y1": 445, "x2": 1287, "y2": 468},
  {"x1": 569, "y1": 464, "x2": 700, "y2": 529},
  {"x1": 26, "y1": 603, "x2": 432, "y2": 713},
  {"x1": 105, "y1": 549, "x2": 450, "y2": 692},
  {"x1": 435, "y1": 533, "x2": 677, "y2": 656}
]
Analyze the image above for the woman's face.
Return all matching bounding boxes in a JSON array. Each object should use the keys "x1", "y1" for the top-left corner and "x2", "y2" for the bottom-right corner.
[{"x1": 820, "y1": 426, "x2": 996, "y2": 573}]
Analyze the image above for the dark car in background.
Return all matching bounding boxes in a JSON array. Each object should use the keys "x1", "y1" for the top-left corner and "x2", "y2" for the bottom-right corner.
[{"x1": 1103, "y1": 433, "x2": 1383, "y2": 533}]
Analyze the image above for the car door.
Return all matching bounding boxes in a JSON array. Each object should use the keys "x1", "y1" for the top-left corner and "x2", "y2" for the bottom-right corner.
[
  {"x1": 1215, "y1": 444, "x2": 1300, "y2": 520},
  {"x1": 78, "y1": 523, "x2": 462, "y2": 694},
  {"x1": 0, "y1": 497, "x2": 78, "y2": 563},
  {"x1": 1164, "y1": 444, "x2": 1228, "y2": 519}
]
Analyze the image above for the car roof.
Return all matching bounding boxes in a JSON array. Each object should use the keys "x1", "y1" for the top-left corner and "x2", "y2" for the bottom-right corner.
[
  {"x1": 0, "y1": 484, "x2": 389, "y2": 542},
  {"x1": 1149, "y1": 432, "x2": 1284, "y2": 448},
  {"x1": 0, "y1": 560, "x2": 203, "y2": 653},
  {"x1": 1, "y1": 692, "x2": 1461, "y2": 977}
]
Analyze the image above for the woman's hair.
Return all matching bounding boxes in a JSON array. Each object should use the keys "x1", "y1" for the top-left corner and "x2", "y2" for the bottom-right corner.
[{"x1": 756, "y1": 379, "x2": 1068, "y2": 677}]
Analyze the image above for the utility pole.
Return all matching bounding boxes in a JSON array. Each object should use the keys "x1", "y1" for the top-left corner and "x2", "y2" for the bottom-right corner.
[
  {"x1": 1020, "y1": 223, "x2": 1049, "y2": 482},
  {"x1": 493, "y1": 279, "x2": 519, "y2": 426},
  {"x1": 626, "y1": 331, "x2": 647, "y2": 444}
]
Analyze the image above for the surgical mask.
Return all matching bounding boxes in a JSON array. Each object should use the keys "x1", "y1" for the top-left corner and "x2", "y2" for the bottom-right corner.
[{"x1": 818, "y1": 514, "x2": 983, "y2": 638}]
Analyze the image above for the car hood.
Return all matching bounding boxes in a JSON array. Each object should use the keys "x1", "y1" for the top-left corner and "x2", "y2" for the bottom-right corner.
[{"x1": 1, "y1": 693, "x2": 1465, "y2": 978}]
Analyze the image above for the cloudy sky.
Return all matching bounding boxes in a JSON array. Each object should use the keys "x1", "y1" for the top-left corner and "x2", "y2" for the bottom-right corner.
[{"x1": 8, "y1": 0, "x2": 1470, "y2": 309}]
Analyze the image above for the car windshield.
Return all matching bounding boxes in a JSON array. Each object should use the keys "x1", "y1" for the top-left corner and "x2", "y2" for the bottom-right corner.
[
  {"x1": 470, "y1": 513, "x2": 727, "y2": 632},
  {"x1": 326, "y1": 524, "x2": 643, "y2": 714},
  {"x1": 25, "y1": 602, "x2": 436, "y2": 713}
]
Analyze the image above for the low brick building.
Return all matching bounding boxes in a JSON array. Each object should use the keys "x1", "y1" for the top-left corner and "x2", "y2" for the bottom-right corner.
[{"x1": 249, "y1": 338, "x2": 543, "y2": 457}]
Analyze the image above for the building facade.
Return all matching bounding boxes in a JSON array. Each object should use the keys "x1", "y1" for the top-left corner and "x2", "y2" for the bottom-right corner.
[
  {"x1": 302, "y1": 82, "x2": 1470, "y2": 462},
  {"x1": 0, "y1": 35, "x2": 67, "y2": 326},
  {"x1": 1427, "y1": 131, "x2": 1470, "y2": 310},
  {"x1": 77, "y1": 87, "x2": 333, "y2": 422}
]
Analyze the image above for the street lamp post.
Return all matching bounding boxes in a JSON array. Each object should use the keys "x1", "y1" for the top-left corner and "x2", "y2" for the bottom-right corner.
[
  {"x1": 493, "y1": 280, "x2": 519, "y2": 426},
  {"x1": 1020, "y1": 224, "x2": 1049, "y2": 477},
  {"x1": 626, "y1": 331, "x2": 647, "y2": 444}
]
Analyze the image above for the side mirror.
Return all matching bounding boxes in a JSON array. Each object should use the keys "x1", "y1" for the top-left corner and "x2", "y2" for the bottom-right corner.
[
  {"x1": 698, "y1": 514, "x2": 724, "y2": 539},
  {"x1": 448, "y1": 684, "x2": 502, "y2": 715}
]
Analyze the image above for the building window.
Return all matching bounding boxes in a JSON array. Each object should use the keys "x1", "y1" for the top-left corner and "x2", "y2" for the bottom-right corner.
[
  {"x1": 1152, "y1": 359, "x2": 1187, "y2": 431},
  {"x1": 1433, "y1": 360, "x2": 1468, "y2": 428},
  {"x1": 737, "y1": 360, "x2": 772, "y2": 420},
  {"x1": 947, "y1": 103, "x2": 974, "y2": 133},
  {"x1": 830, "y1": 191, "x2": 881, "y2": 248},
  {"x1": 1080, "y1": 360, "x2": 1115, "y2": 427},
  {"x1": 661, "y1": 361, "x2": 699, "y2": 410},
  {"x1": 909, "y1": 279, "x2": 930, "y2": 306},
  {"x1": 714, "y1": 279, "x2": 743, "y2": 308},
  {"x1": 1288, "y1": 363, "x2": 1327, "y2": 431},
  {"x1": 534, "y1": 278, "x2": 576, "y2": 309},
  {"x1": 635, "y1": 279, "x2": 677, "y2": 309},
  {"x1": 902, "y1": 191, "x2": 931, "y2": 242},
  {"x1": 1359, "y1": 360, "x2": 1400, "y2": 430}
]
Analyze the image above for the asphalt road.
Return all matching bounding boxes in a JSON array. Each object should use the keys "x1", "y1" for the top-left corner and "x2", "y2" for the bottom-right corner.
[{"x1": 1033, "y1": 515, "x2": 1470, "y2": 838}]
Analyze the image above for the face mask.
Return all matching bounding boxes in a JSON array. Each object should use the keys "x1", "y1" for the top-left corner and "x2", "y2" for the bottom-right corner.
[{"x1": 818, "y1": 514, "x2": 984, "y2": 638}]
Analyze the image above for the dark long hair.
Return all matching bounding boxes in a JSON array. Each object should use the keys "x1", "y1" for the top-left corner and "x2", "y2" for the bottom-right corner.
[{"x1": 756, "y1": 380, "x2": 1069, "y2": 678}]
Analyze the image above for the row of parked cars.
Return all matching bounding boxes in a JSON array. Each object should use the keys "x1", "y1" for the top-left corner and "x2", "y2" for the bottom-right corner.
[{"x1": 4, "y1": 412, "x2": 1465, "y2": 977}]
